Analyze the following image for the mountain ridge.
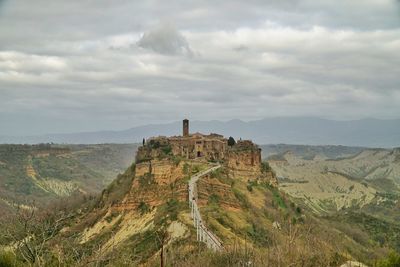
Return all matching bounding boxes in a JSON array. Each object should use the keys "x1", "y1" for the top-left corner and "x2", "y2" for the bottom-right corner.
[{"x1": 1, "y1": 117, "x2": 400, "y2": 147}]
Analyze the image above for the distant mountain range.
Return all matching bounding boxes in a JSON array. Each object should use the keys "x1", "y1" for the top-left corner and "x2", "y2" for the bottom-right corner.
[{"x1": 1, "y1": 117, "x2": 400, "y2": 147}]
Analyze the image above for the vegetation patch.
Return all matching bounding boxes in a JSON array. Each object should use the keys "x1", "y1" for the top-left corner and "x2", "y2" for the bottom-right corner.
[
  {"x1": 271, "y1": 188, "x2": 287, "y2": 209},
  {"x1": 208, "y1": 193, "x2": 220, "y2": 206},
  {"x1": 233, "y1": 188, "x2": 250, "y2": 209},
  {"x1": 101, "y1": 163, "x2": 135, "y2": 207},
  {"x1": 138, "y1": 201, "x2": 150, "y2": 215},
  {"x1": 154, "y1": 198, "x2": 186, "y2": 227},
  {"x1": 246, "y1": 221, "x2": 272, "y2": 247},
  {"x1": 261, "y1": 161, "x2": 271, "y2": 173}
]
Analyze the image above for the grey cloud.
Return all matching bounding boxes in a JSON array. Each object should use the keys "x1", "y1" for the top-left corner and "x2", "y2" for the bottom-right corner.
[
  {"x1": 137, "y1": 23, "x2": 193, "y2": 56},
  {"x1": 0, "y1": 0, "x2": 399, "y2": 135}
]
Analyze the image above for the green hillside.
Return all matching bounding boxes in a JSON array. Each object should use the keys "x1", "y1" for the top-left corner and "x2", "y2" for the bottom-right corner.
[{"x1": 0, "y1": 144, "x2": 138, "y2": 212}]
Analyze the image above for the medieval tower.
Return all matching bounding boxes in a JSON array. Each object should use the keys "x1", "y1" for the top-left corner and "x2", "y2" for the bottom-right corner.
[{"x1": 183, "y1": 119, "x2": 189, "y2": 137}]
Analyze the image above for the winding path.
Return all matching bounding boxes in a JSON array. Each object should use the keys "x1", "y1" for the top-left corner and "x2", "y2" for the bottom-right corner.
[{"x1": 188, "y1": 164, "x2": 223, "y2": 251}]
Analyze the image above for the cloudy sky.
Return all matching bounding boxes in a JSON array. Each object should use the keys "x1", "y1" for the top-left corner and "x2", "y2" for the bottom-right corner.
[{"x1": 0, "y1": 0, "x2": 399, "y2": 135}]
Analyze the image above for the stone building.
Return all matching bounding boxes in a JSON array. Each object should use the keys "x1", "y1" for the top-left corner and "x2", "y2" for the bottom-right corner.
[{"x1": 137, "y1": 119, "x2": 260, "y2": 164}]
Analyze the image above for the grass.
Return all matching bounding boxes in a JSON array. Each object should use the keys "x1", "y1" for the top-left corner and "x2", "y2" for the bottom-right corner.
[
  {"x1": 154, "y1": 198, "x2": 186, "y2": 227},
  {"x1": 101, "y1": 163, "x2": 135, "y2": 207},
  {"x1": 271, "y1": 188, "x2": 287, "y2": 209},
  {"x1": 233, "y1": 188, "x2": 250, "y2": 209},
  {"x1": 0, "y1": 250, "x2": 19, "y2": 267}
]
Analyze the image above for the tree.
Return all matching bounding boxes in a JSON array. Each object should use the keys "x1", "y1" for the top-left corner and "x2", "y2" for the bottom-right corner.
[
  {"x1": 1, "y1": 204, "x2": 75, "y2": 267},
  {"x1": 228, "y1": 136, "x2": 236, "y2": 146},
  {"x1": 142, "y1": 138, "x2": 145, "y2": 146}
]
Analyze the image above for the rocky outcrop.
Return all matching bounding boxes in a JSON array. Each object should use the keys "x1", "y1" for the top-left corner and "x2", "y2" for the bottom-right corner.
[
  {"x1": 133, "y1": 159, "x2": 184, "y2": 186},
  {"x1": 113, "y1": 159, "x2": 187, "y2": 211},
  {"x1": 226, "y1": 149, "x2": 262, "y2": 180},
  {"x1": 225, "y1": 140, "x2": 278, "y2": 186},
  {"x1": 115, "y1": 136, "x2": 279, "y2": 212}
]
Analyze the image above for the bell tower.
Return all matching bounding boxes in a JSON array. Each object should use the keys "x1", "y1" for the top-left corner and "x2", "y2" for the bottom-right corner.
[{"x1": 183, "y1": 119, "x2": 189, "y2": 137}]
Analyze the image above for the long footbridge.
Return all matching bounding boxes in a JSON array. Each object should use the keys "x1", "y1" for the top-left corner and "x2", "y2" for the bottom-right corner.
[{"x1": 188, "y1": 164, "x2": 223, "y2": 251}]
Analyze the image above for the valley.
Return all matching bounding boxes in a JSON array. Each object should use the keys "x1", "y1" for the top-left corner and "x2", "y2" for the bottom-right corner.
[
  {"x1": 268, "y1": 148, "x2": 400, "y2": 214},
  {"x1": 0, "y1": 144, "x2": 139, "y2": 213}
]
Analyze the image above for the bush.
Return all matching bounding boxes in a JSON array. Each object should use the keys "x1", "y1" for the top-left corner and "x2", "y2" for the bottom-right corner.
[
  {"x1": 377, "y1": 252, "x2": 400, "y2": 267},
  {"x1": 161, "y1": 145, "x2": 172, "y2": 155},
  {"x1": 247, "y1": 184, "x2": 253, "y2": 192},
  {"x1": 148, "y1": 140, "x2": 161, "y2": 149},
  {"x1": 261, "y1": 161, "x2": 271, "y2": 173},
  {"x1": 296, "y1": 207, "x2": 301, "y2": 214},
  {"x1": 246, "y1": 222, "x2": 272, "y2": 246},
  {"x1": 0, "y1": 250, "x2": 18, "y2": 267},
  {"x1": 138, "y1": 201, "x2": 150, "y2": 215},
  {"x1": 228, "y1": 136, "x2": 236, "y2": 146}
]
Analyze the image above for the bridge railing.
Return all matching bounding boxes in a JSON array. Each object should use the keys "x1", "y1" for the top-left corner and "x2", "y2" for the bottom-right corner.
[{"x1": 188, "y1": 165, "x2": 223, "y2": 251}]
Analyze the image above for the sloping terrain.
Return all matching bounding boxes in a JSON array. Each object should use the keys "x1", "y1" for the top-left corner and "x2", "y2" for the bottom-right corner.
[
  {"x1": 45, "y1": 160, "x2": 399, "y2": 265},
  {"x1": 268, "y1": 147, "x2": 400, "y2": 253},
  {"x1": 260, "y1": 144, "x2": 366, "y2": 160},
  {"x1": 1, "y1": 151, "x2": 394, "y2": 266},
  {"x1": 268, "y1": 148, "x2": 400, "y2": 214},
  {"x1": 0, "y1": 144, "x2": 138, "y2": 213},
  {"x1": 1, "y1": 144, "x2": 399, "y2": 266}
]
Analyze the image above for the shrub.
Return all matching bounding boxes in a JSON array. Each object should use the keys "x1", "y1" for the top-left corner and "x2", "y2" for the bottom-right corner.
[
  {"x1": 377, "y1": 251, "x2": 400, "y2": 267},
  {"x1": 228, "y1": 136, "x2": 236, "y2": 146},
  {"x1": 246, "y1": 222, "x2": 272, "y2": 246},
  {"x1": 247, "y1": 184, "x2": 253, "y2": 192},
  {"x1": 148, "y1": 140, "x2": 161, "y2": 149},
  {"x1": 296, "y1": 206, "x2": 302, "y2": 214},
  {"x1": 0, "y1": 250, "x2": 18, "y2": 267},
  {"x1": 138, "y1": 201, "x2": 150, "y2": 215},
  {"x1": 261, "y1": 161, "x2": 271, "y2": 173},
  {"x1": 161, "y1": 145, "x2": 172, "y2": 155}
]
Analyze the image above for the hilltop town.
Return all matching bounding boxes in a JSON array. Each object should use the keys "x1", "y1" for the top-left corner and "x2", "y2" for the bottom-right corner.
[{"x1": 136, "y1": 119, "x2": 277, "y2": 184}]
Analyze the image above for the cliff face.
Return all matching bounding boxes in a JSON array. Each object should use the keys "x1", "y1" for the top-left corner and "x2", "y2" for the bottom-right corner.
[
  {"x1": 133, "y1": 159, "x2": 184, "y2": 186},
  {"x1": 114, "y1": 159, "x2": 187, "y2": 211},
  {"x1": 113, "y1": 137, "x2": 278, "y2": 213},
  {"x1": 225, "y1": 145, "x2": 278, "y2": 186},
  {"x1": 226, "y1": 149, "x2": 262, "y2": 180}
]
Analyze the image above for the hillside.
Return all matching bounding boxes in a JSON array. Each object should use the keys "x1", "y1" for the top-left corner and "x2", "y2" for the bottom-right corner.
[
  {"x1": 268, "y1": 148, "x2": 400, "y2": 214},
  {"x1": 260, "y1": 144, "x2": 366, "y2": 160},
  {"x1": 0, "y1": 144, "x2": 138, "y2": 213},
  {"x1": 267, "y1": 147, "x2": 400, "y2": 253},
  {"x1": 2, "y1": 117, "x2": 400, "y2": 147},
  {"x1": 1, "y1": 137, "x2": 398, "y2": 266}
]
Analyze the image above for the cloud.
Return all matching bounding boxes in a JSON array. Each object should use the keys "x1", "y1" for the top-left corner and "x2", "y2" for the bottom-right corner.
[
  {"x1": 137, "y1": 22, "x2": 193, "y2": 56},
  {"x1": 0, "y1": 0, "x2": 399, "y2": 135}
]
